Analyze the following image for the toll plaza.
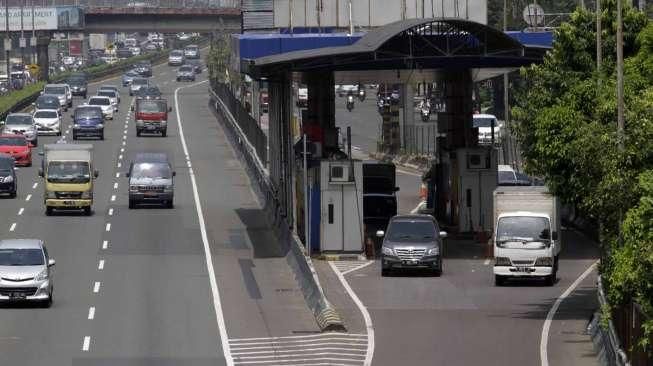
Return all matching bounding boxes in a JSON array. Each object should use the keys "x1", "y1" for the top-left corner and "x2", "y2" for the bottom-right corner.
[{"x1": 242, "y1": 18, "x2": 545, "y2": 255}]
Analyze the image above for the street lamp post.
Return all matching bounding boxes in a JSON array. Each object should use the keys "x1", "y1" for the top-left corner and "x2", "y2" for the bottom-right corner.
[{"x1": 6, "y1": 0, "x2": 11, "y2": 91}]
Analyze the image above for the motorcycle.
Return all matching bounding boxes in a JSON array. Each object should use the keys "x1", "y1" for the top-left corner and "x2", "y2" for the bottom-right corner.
[
  {"x1": 358, "y1": 89, "x2": 366, "y2": 102},
  {"x1": 421, "y1": 106, "x2": 431, "y2": 122},
  {"x1": 346, "y1": 95, "x2": 355, "y2": 112}
]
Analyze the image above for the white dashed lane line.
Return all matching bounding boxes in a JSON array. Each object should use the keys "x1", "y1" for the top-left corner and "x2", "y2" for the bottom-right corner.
[
  {"x1": 98, "y1": 260, "x2": 104, "y2": 270},
  {"x1": 102, "y1": 240, "x2": 108, "y2": 250},
  {"x1": 115, "y1": 172, "x2": 120, "y2": 178},
  {"x1": 108, "y1": 208, "x2": 114, "y2": 216},
  {"x1": 93, "y1": 282, "x2": 101, "y2": 293},
  {"x1": 9, "y1": 223, "x2": 16, "y2": 232},
  {"x1": 110, "y1": 195, "x2": 116, "y2": 202},
  {"x1": 17, "y1": 208, "x2": 24, "y2": 215},
  {"x1": 88, "y1": 307, "x2": 96, "y2": 320},
  {"x1": 105, "y1": 223, "x2": 111, "y2": 232},
  {"x1": 113, "y1": 182, "x2": 119, "y2": 189},
  {"x1": 117, "y1": 162, "x2": 122, "y2": 168},
  {"x1": 82, "y1": 336, "x2": 91, "y2": 351},
  {"x1": 32, "y1": 182, "x2": 38, "y2": 189},
  {"x1": 25, "y1": 194, "x2": 31, "y2": 201}
]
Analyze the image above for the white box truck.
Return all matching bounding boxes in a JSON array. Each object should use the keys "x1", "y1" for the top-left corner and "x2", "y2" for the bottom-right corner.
[{"x1": 492, "y1": 186, "x2": 561, "y2": 286}]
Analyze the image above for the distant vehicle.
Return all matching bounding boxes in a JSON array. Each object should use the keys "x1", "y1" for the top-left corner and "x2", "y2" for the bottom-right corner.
[
  {"x1": 362, "y1": 162, "x2": 399, "y2": 248},
  {"x1": 129, "y1": 46, "x2": 141, "y2": 56},
  {"x1": 297, "y1": 88, "x2": 308, "y2": 108},
  {"x1": 184, "y1": 59, "x2": 202, "y2": 74},
  {"x1": 0, "y1": 134, "x2": 32, "y2": 166},
  {"x1": 124, "y1": 38, "x2": 138, "y2": 48},
  {"x1": 65, "y1": 75, "x2": 88, "y2": 98},
  {"x1": 493, "y1": 186, "x2": 561, "y2": 286},
  {"x1": 122, "y1": 69, "x2": 139, "y2": 87},
  {"x1": 101, "y1": 55, "x2": 118, "y2": 65},
  {"x1": 61, "y1": 56, "x2": 75, "y2": 66},
  {"x1": 39, "y1": 144, "x2": 98, "y2": 216},
  {"x1": 260, "y1": 91, "x2": 269, "y2": 113},
  {"x1": 0, "y1": 153, "x2": 17, "y2": 198},
  {"x1": 97, "y1": 90, "x2": 119, "y2": 111},
  {"x1": 0, "y1": 239, "x2": 55, "y2": 307},
  {"x1": 473, "y1": 113, "x2": 501, "y2": 144},
  {"x1": 183, "y1": 45, "x2": 200, "y2": 59},
  {"x1": 1, "y1": 113, "x2": 38, "y2": 146},
  {"x1": 126, "y1": 152, "x2": 176, "y2": 209},
  {"x1": 168, "y1": 50, "x2": 184, "y2": 66},
  {"x1": 116, "y1": 48, "x2": 133, "y2": 59},
  {"x1": 32, "y1": 109, "x2": 62, "y2": 136},
  {"x1": 498, "y1": 165, "x2": 533, "y2": 186},
  {"x1": 33, "y1": 95, "x2": 61, "y2": 113},
  {"x1": 134, "y1": 61, "x2": 152, "y2": 77},
  {"x1": 144, "y1": 43, "x2": 158, "y2": 51},
  {"x1": 176, "y1": 65, "x2": 196, "y2": 82},
  {"x1": 87, "y1": 96, "x2": 114, "y2": 120},
  {"x1": 134, "y1": 98, "x2": 171, "y2": 137},
  {"x1": 177, "y1": 32, "x2": 191, "y2": 41},
  {"x1": 98, "y1": 85, "x2": 120, "y2": 103},
  {"x1": 129, "y1": 77, "x2": 149, "y2": 96},
  {"x1": 72, "y1": 106, "x2": 104, "y2": 140},
  {"x1": 42, "y1": 84, "x2": 72, "y2": 110},
  {"x1": 134, "y1": 86, "x2": 162, "y2": 100},
  {"x1": 377, "y1": 214, "x2": 447, "y2": 276}
]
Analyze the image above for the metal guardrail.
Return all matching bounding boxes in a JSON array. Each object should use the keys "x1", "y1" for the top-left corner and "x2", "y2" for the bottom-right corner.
[
  {"x1": 42, "y1": 0, "x2": 240, "y2": 8},
  {"x1": 589, "y1": 276, "x2": 631, "y2": 366}
]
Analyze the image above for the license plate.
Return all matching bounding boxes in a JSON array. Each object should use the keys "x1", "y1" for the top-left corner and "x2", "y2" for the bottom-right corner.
[
  {"x1": 146, "y1": 125, "x2": 156, "y2": 130},
  {"x1": 515, "y1": 267, "x2": 531, "y2": 272},
  {"x1": 144, "y1": 192, "x2": 158, "y2": 196},
  {"x1": 402, "y1": 260, "x2": 418, "y2": 266},
  {"x1": 63, "y1": 200, "x2": 76, "y2": 206},
  {"x1": 10, "y1": 293, "x2": 26, "y2": 300}
]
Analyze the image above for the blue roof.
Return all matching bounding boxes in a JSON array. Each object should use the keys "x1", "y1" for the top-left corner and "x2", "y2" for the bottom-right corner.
[
  {"x1": 505, "y1": 30, "x2": 554, "y2": 48},
  {"x1": 234, "y1": 33, "x2": 363, "y2": 60}
]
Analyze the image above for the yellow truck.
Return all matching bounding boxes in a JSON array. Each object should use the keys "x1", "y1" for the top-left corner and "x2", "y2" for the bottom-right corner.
[{"x1": 38, "y1": 144, "x2": 98, "y2": 216}]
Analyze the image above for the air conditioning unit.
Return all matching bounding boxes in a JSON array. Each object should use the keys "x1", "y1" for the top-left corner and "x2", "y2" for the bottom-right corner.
[
  {"x1": 467, "y1": 150, "x2": 490, "y2": 170},
  {"x1": 329, "y1": 162, "x2": 353, "y2": 183}
]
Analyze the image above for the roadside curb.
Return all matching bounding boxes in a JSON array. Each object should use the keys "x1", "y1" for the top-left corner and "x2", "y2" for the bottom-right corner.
[
  {"x1": 315, "y1": 254, "x2": 367, "y2": 261},
  {"x1": 209, "y1": 85, "x2": 346, "y2": 333}
]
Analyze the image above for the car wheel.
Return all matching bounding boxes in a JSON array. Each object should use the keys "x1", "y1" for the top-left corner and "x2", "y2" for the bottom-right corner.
[
  {"x1": 43, "y1": 290, "x2": 53, "y2": 308},
  {"x1": 83, "y1": 207, "x2": 92, "y2": 216},
  {"x1": 72, "y1": 133, "x2": 77, "y2": 140},
  {"x1": 136, "y1": 129, "x2": 141, "y2": 137},
  {"x1": 45, "y1": 206, "x2": 53, "y2": 216},
  {"x1": 32, "y1": 140, "x2": 38, "y2": 147},
  {"x1": 381, "y1": 268, "x2": 391, "y2": 277},
  {"x1": 495, "y1": 275, "x2": 505, "y2": 286},
  {"x1": 99, "y1": 133, "x2": 104, "y2": 140},
  {"x1": 161, "y1": 129, "x2": 167, "y2": 137},
  {"x1": 545, "y1": 272, "x2": 556, "y2": 286},
  {"x1": 57, "y1": 130, "x2": 62, "y2": 136},
  {"x1": 176, "y1": 78, "x2": 180, "y2": 82},
  {"x1": 129, "y1": 199, "x2": 135, "y2": 209},
  {"x1": 9, "y1": 190, "x2": 16, "y2": 198}
]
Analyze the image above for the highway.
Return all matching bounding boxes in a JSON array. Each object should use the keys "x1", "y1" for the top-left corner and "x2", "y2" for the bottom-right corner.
[{"x1": 0, "y1": 61, "x2": 339, "y2": 365}]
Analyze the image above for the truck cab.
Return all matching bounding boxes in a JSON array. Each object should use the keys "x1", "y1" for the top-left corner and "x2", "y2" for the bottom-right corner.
[
  {"x1": 133, "y1": 99, "x2": 171, "y2": 137},
  {"x1": 493, "y1": 186, "x2": 561, "y2": 286},
  {"x1": 38, "y1": 144, "x2": 98, "y2": 216}
]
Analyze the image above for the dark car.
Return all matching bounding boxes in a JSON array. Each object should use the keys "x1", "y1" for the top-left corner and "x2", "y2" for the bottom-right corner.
[
  {"x1": 66, "y1": 76, "x2": 88, "y2": 98},
  {"x1": 377, "y1": 215, "x2": 448, "y2": 276},
  {"x1": 0, "y1": 153, "x2": 16, "y2": 198},
  {"x1": 133, "y1": 61, "x2": 152, "y2": 77},
  {"x1": 134, "y1": 86, "x2": 161, "y2": 100},
  {"x1": 72, "y1": 106, "x2": 104, "y2": 140},
  {"x1": 184, "y1": 59, "x2": 202, "y2": 74},
  {"x1": 126, "y1": 152, "x2": 176, "y2": 208},
  {"x1": 116, "y1": 48, "x2": 133, "y2": 59}
]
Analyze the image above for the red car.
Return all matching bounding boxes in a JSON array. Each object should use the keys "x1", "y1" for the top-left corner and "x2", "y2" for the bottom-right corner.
[{"x1": 0, "y1": 134, "x2": 32, "y2": 166}]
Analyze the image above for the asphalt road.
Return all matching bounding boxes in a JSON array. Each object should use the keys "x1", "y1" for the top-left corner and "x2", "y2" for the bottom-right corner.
[{"x1": 0, "y1": 61, "x2": 327, "y2": 365}]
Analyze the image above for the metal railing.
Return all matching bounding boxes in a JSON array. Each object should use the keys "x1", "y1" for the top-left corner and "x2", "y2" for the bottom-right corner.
[
  {"x1": 211, "y1": 81, "x2": 268, "y2": 165},
  {"x1": 29, "y1": 0, "x2": 240, "y2": 8},
  {"x1": 403, "y1": 124, "x2": 438, "y2": 156}
]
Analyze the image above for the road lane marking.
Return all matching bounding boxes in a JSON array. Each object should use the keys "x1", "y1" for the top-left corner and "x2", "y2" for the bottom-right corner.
[
  {"x1": 32, "y1": 182, "x2": 37, "y2": 189},
  {"x1": 108, "y1": 208, "x2": 114, "y2": 216},
  {"x1": 329, "y1": 262, "x2": 374, "y2": 365},
  {"x1": 122, "y1": 135, "x2": 127, "y2": 140},
  {"x1": 120, "y1": 148, "x2": 124, "y2": 153},
  {"x1": 540, "y1": 261, "x2": 598, "y2": 366},
  {"x1": 110, "y1": 194, "x2": 116, "y2": 202},
  {"x1": 9, "y1": 223, "x2": 16, "y2": 232},
  {"x1": 175, "y1": 80, "x2": 233, "y2": 366},
  {"x1": 82, "y1": 336, "x2": 91, "y2": 351},
  {"x1": 25, "y1": 194, "x2": 31, "y2": 201},
  {"x1": 102, "y1": 240, "x2": 108, "y2": 249},
  {"x1": 118, "y1": 154, "x2": 123, "y2": 160},
  {"x1": 115, "y1": 172, "x2": 120, "y2": 178},
  {"x1": 105, "y1": 223, "x2": 111, "y2": 232},
  {"x1": 88, "y1": 307, "x2": 95, "y2": 319},
  {"x1": 122, "y1": 141, "x2": 126, "y2": 146},
  {"x1": 410, "y1": 200, "x2": 426, "y2": 214},
  {"x1": 484, "y1": 259, "x2": 491, "y2": 265},
  {"x1": 17, "y1": 208, "x2": 24, "y2": 215},
  {"x1": 98, "y1": 260, "x2": 104, "y2": 270},
  {"x1": 93, "y1": 282, "x2": 101, "y2": 293},
  {"x1": 117, "y1": 162, "x2": 122, "y2": 168}
]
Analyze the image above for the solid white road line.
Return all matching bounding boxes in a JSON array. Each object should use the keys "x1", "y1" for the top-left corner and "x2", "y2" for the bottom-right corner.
[
  {"x1": 175, "y1": 80, "x2": 233, "y2": 366},
  {"x1": 93, "y1": 282, "x2": 101, "y2": 293},
  {"x1": 105, "y1": 223, "x2": 111, "y2": 232},
  {"x1": 17, "y1": 208, "x2": 24, "y2": 215},
  {"x1": 410, "y1": 201, "x2": 426, "y2": 214},
  {"x1": 82, "y1": 336, "x2": 91, "y2": 351},
  {"x1": 341, "y1": 261, "x2": 375, "y2": 276},
  {"x1": 540, "y1": 261, "x2": 598, "y2": 366},
  {"x1": 9, "y1": 223, "x2": 16, "y2": 232},
  {"x1": 483, "y1": 259, "x2": 491, "y2": 265},
  {"x1": 32, "y1": 182, "x2": 38, "y2": 189},
  {"x1": 25, "y1": 194, "x2": 31, "y2": 201},
  {"x1": 102, "y1": 240, "x2": 108, "y2": 250},
  {"x1": 98, "y1": 260, "x2": 104, "y2": 270},
  {"x1": 108, "y1": 208, "x2": 114, "y2": 216},
  {"x1": 328, "y1": 262, "x2": 374, "y2": 366},
  {"x1": 88, "y1": 307, "x2": 95, "y2": 320}
]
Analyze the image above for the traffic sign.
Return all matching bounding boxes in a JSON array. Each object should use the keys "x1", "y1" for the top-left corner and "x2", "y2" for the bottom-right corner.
[
  {"x1": 3, "y1": 38, "x2": 11, "y2": 51},
  {"x1": 19, "y1": 38, "x2": 26, "y2": 48}
]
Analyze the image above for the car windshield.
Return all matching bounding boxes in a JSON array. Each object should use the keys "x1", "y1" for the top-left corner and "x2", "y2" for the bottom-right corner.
[
  {"x1": 75, "y1": 108, "x2": 102, "y2": 119},
  {"x1": 386, "y1": 220, "x2": 437, "y2": 242},
  {"x1": 132, "y1": 162, "x2": 171, "y2": 179},
  {"x1": 363, "y1": 196, "x2": 397, "y2": 218},
  {"x1": 34, "y1": 111, "x2": 58, "y2": 118},
  {"x1": 125, "y1": 71, "x2": 138, "y2": 77},
  {"x1": 138, "y1": 100, "x2": 166, "y2": 113},
  {"x1": 98, "y1": 91, "x2": 115, "y2": 98},
  {"x1": 180, "y1": 66, "x2": 193, "y2": 72},
  {"x1": 0, "y1": 137, "x2": 27, "y2": 146},
  {"x1": 171, "y1": 51, "x2": 183, "y2": 56},
  {"x1": 0, "y1": 158, "x2": 13, "y2": 170},
  {"x1": 47, "y1": 161, "x2": 90, "y2": 183},
  {"x1": 67, "y1": 78, "x2": 85, "y2": 84},
  {"x1": 0, "y1": 248, "x2": 44, "y2": 266},
  {"x1": 473, "y1": 117, "x2": 497, "y2": 128},
  {"x1": 496, "y1": 216, "x2": 551, "y2": 242},
  {"x1": 5, "y1": 115, "x2": 32, "y2": 125},
  {"x1": 89, "y1": 98, "x2": 110, "y2": 106},
  {"x1": 133, "y1": 79, "x2": 148, "y2": 86},
  {"x1": 44, "y1": 86, "x2": 65, "y2": 94},
  {"x1": 99, "y1": 87, "x2": 116, "y2": 92},
  {"x1": 36, "y1": 97, "x2": 59, "y2": 108}
]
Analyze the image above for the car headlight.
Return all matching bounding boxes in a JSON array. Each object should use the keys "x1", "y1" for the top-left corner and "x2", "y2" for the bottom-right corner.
[
  {"x1": 35, "y1": 269, "x2": 48, "y2": 281},
  {"x1": 45, "y1": 191, "x2": 56, "y2": 199},
  {"x1": 161, "y1": 120, "x2": 167, "y2": 124},
  {"x1": 1, "y1": 175, "x2": 13, "y2": 183},
  {"x1": 163, "y1": 186, "x2": 174, "y2": 192},
  {"x1": 81, "y1": 190, "x2": 92, "y2": 199},
  {"x1": 97, "y1": 124, "x2": 103, "y2": 129},
  {"x1": 73, "y1": 124, "x2": 80, "y2": 128},
  {"x1": 381, "y1": 246, "x2": 395, "y2": 256},
  {"x1": 495, "y1": 257, "x2": 511, "y2": 266},
  {"x1": 534, "y1": 257, "x2": 553, "y2": 267},
  {"x1": 427, "y1": 247, "x2": 440, "y2": 256}
]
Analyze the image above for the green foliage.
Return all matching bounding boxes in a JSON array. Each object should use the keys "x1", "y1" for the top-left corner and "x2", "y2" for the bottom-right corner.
[
  {"x1": 0, "y1": 82, "x2": 45, "y2": 117},
  {"x1": 208, "y1": 35, "x2": 231, "y2": 83}
]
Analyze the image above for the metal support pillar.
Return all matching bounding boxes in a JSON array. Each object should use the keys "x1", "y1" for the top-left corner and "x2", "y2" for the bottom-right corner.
[
  {"x1": 36, "y1": 35, "x2": 50, "y2": 82},
  {"x1": 438, "y1": 70, "x2": 474, "y2": 149}
]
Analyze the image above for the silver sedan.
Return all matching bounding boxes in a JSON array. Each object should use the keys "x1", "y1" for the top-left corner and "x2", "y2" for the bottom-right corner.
[{"x1": 0, "y1": 239, "x2": 55, "y2": 307}]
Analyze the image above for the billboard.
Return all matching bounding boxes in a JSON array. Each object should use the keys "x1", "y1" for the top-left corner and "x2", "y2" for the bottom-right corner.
[{"x1": 0, "y1": 6, "x2": 84, "y2": 31}]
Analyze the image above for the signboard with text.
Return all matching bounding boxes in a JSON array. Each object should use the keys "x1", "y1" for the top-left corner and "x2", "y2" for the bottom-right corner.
[{"x1": 0, "y1": 6, "x2": 84, "y2": 31}]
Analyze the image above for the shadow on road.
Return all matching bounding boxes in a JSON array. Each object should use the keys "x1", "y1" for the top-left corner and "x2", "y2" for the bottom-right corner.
[{"x1": 235, "y1": 208, "x2": 289, "y2": 258}]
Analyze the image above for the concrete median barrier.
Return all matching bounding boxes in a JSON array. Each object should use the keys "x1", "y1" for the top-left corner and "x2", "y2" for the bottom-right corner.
[{"x1": 209, "y1": 86, "x2": 346, "y2": 332}]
